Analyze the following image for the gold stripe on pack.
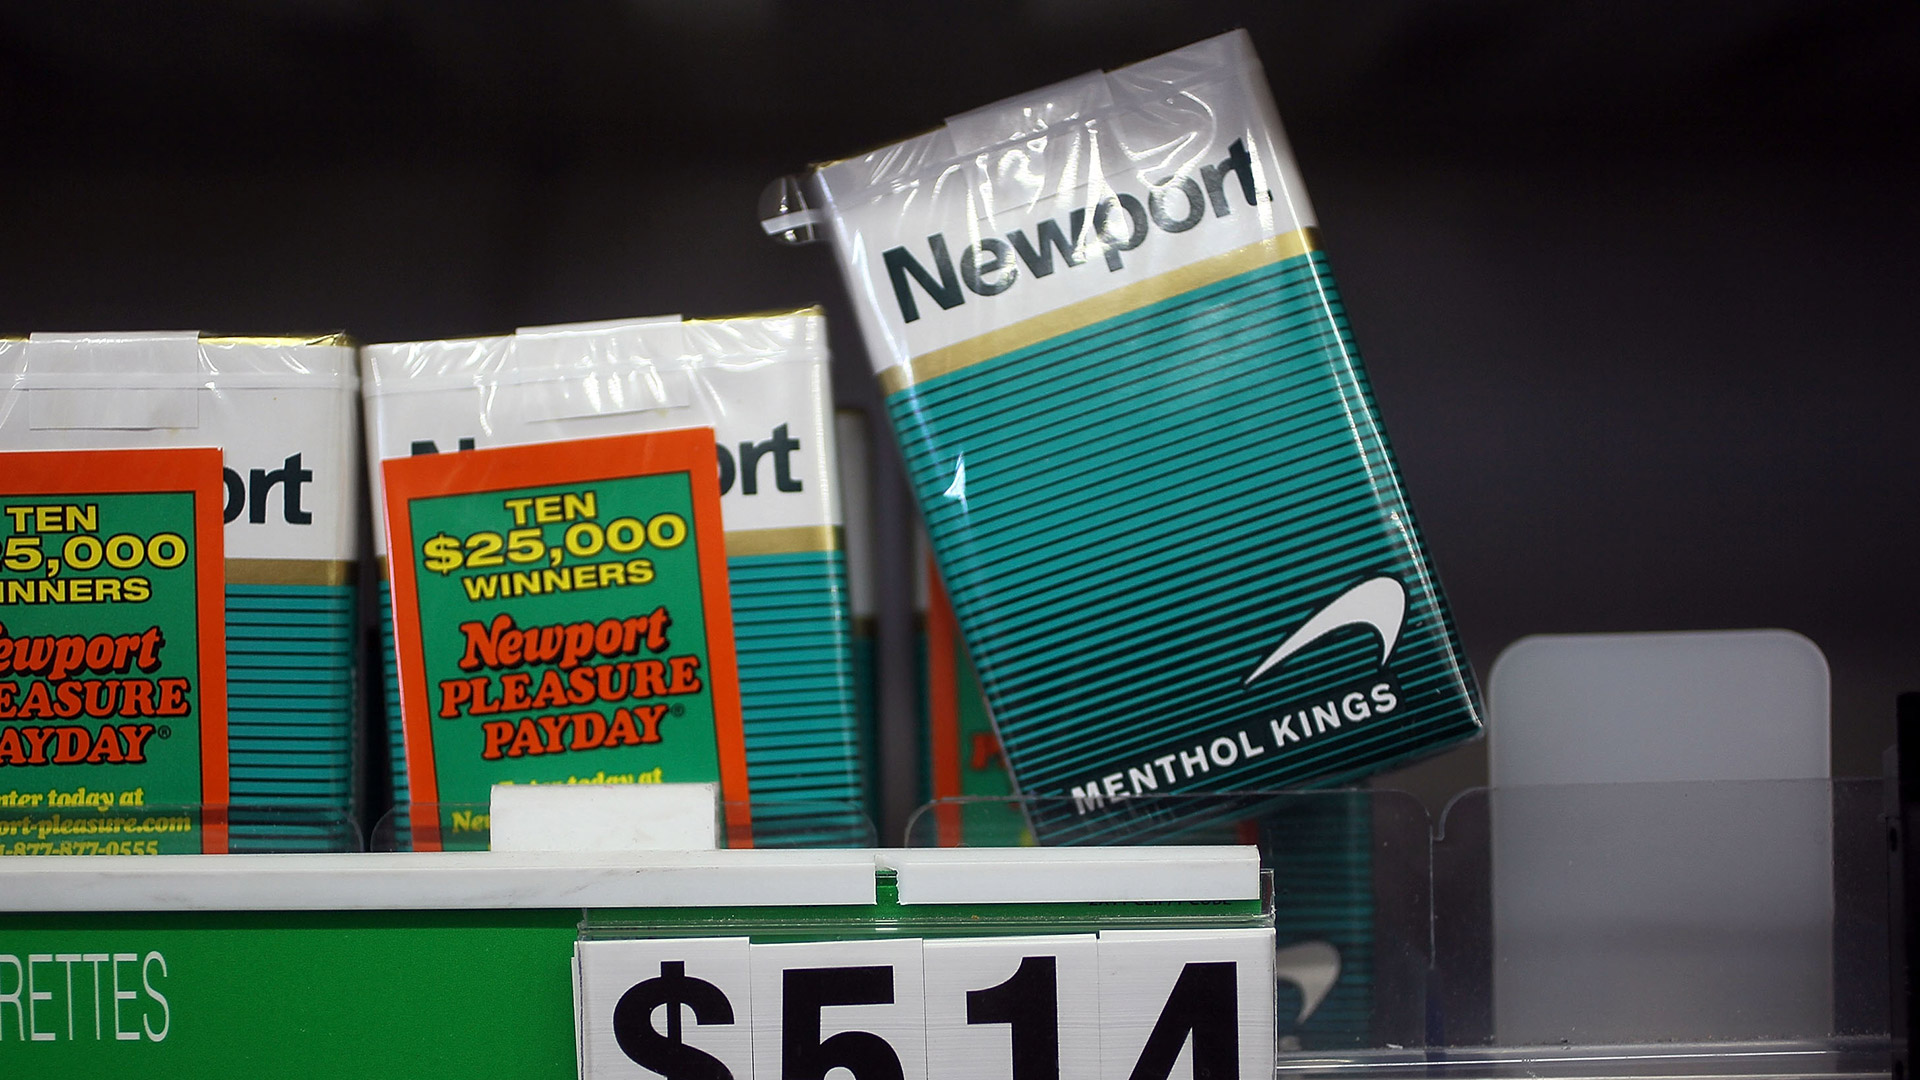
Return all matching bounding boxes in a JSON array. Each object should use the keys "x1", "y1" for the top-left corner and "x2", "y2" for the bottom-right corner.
[
  {"x1": 878, "y1": 227, "x2": 1321, "y2": 395},
  {"x1": 200, "y1": 333, "x2": 357, "y2": 348},
  {"x1": 682, "y1": 305, "x2": 825, "y2": 327},
  {"x1": 724, "y1": 525, "x2": 843, "y2": 558},
  {"x1": 225, "y1": 558, "x2": 358, "y2": 587}
]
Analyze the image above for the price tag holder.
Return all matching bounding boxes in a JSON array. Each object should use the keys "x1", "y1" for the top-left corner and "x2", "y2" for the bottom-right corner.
[{"x1": 577, "y1": 928, "x2": 1275, "y2": 1080}]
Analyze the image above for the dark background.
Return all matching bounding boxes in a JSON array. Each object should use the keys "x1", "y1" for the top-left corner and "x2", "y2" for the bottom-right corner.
[{"x1": 2, "y1": 1, "x2": 1914, "y2": 832}]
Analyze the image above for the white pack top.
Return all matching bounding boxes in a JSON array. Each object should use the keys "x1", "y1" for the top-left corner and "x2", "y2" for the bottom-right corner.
[
  {"x1": 361, "y1": 310, "x2": 839, "y2": 557},
  {"x1": 808, "y1": 30, "x2": 1315, "y2": 378}
]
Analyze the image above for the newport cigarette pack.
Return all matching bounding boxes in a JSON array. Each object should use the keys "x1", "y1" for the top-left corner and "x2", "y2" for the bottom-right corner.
[
  {"x1": 0, "y1": 333, "x2": 360, "y2": 851},
  {"x1": 0, "y1": 448, "x2": 228, "y2": 853},
  {"x1": 362, "y1": 312, "x2": 865, "y2": 846},
  {"x1": 800, "y1": 31, "x2": 1481, "y2": 841}
]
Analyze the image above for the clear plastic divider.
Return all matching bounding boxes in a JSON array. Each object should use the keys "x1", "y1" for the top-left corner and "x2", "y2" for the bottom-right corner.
[{"x1": 906, "y1": 779, "x2": 1896, "y2": 1078}]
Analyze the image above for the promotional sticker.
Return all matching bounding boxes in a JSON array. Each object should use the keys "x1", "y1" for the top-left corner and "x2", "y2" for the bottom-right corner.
[
  {"x1": 0, "y1": 448, "x2": 228, "y2": 854},
  {"x1": 383, "y1": 428, "x2": 749, "y2": 848}
]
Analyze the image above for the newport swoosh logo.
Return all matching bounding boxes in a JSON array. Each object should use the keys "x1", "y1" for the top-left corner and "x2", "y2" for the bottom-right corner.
[
  {"x1": 1274, "y1": 940, "x2": 1342, "y2": 1024},
  {"x1": 1243, "y1": 576, "x2": 1406, "y2": 687}
]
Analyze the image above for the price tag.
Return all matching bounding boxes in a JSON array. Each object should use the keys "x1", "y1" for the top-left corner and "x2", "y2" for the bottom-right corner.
[
  {"x1": 576, "y1": 930, "x2": 1274, "y2": 1080},
  {"x1": 923, "y1": 935, "x2": 1100, "y2": 1080},
  {"x1": 1099, "y1": 930, "x2": 1277, "y2": 1080},
  {"x1": 581, "y1": 937, "x2": 757, "y2": 1080},
  {"x1": 750, "y1": 938, "x2": 927, "y2": 1080}
]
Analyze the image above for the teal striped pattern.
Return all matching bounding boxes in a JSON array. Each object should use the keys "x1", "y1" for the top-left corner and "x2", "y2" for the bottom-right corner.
[
  {"x1": 728, "y1": 550, "x2": 868, "y2": 847},
  {"x1": 226, "y1": 582, "x2": 358, "y2": 852},
  {"x1": 379, "y1": 578, "x2": 411, "y2": 850},
  {"x1": 888, "y1": 250, "x2": 1480, "y2": 843},
  {"x1": 376, "y1": 553, "x2": 868, "y2": 849}
]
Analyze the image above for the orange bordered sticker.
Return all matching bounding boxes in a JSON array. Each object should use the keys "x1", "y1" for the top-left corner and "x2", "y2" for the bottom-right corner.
[
  {"x1": 0, "y1": 448, "x2": 228, "y2": 854},
  {"x1": 384, "y1": 428, "x2": 750, "y2": 849}
]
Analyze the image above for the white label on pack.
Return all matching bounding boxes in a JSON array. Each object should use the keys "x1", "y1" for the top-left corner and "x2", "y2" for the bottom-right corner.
[
  {"x1": 362, "y1": 314, "x2": 837, "y2": 557},
  {"x1": 813, "y1": 31, "x2": 1313, "y2": 370},
  {"x1": 0, "y1": 336, "x2": 360, "y2": 563}
]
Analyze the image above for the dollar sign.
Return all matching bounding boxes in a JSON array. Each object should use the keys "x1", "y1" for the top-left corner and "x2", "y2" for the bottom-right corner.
[
  {"x1": 613, "y1": 960, "x2": 736, "y2": 1080},
  {"x1": 420, "y1": 533, "x2": 463, "y2": 575}
]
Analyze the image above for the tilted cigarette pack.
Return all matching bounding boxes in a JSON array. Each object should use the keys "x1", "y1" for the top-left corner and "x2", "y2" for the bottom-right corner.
[{"x1": 799, "y1": 31, "x2": 1481, "y2": 840}]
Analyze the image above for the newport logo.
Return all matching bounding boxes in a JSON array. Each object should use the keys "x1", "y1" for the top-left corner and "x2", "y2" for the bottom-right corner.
[
  {"x1": 881, "y1": 138, "x2": 1266, "y2": 323},
  {"x1": 1243, "y1": 576, "x2": 1406, "y2": 688},
  {"x1": 1066, "y1": 575, "x2": 1408, "y2": 816},
  {"x1": 407, "y1": 427, "x2": 808, "y2": 499},
  {"x1": 221, "y1": 454, "x2": 314, "y2": 526}
]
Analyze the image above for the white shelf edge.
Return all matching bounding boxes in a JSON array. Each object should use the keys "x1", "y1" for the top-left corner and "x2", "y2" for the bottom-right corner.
[{"x1": 0, "y1": 849, "x2": 879, "y2": 912}]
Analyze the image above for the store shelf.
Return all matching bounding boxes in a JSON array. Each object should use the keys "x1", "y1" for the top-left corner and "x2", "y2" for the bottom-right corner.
[{"x1": 0, "y1": 780, "x2": 1900, "y2": 1079}]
